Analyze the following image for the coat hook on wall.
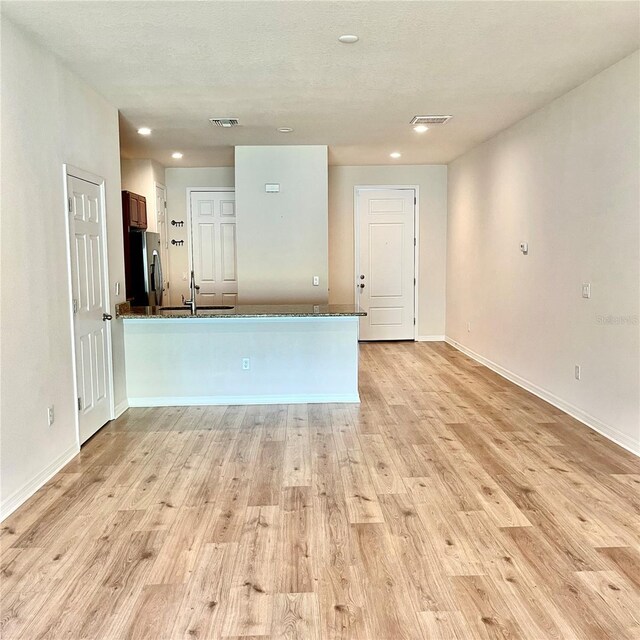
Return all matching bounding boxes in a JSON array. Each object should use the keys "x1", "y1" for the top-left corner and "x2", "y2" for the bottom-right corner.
[
  {"x1": 171, "y1": 220, "x2": 184, "y2": 227},
  {"x1": 171, "y1": 239, "x2": 184, "y2": 246}
]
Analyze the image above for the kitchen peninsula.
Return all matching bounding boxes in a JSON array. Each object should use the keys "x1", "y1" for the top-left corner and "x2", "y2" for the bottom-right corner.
[{"x1": 118, "y1": 303, "x2": 365, "y2": 406}]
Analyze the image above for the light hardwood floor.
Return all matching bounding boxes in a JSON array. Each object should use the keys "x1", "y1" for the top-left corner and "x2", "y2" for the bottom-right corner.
[{"x1": 1, "y1": 342, "x2": 639, "y2": 639}]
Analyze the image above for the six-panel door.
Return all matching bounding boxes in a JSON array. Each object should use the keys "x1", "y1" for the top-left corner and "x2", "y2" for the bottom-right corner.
[
  {"x1": 68, "y1": 175, "x2": 112, "y2": 443},
  {"x1": 189, "y1": 190, "x2": 238, "y2": 306}
]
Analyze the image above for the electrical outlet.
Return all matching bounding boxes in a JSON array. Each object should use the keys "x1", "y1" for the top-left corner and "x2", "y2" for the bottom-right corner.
[
  {"x1": 582, "y1": 283, "x2": 591, "y2": 299},
  {"x1": 313, "y1": 276, "x2": 320, "y2": 286},
  {"x1": 47, "y1": 405, "x2": 55, "y2": 426},
  {"x1": 520, "y1": 242, "x2": 529, "y2": 255},
  {"x1": 242, "y1": 358, "x2": 250, "y2": 371},
  {"x1": 574, "y1": 365, "x2": 581, "y2": 380}
]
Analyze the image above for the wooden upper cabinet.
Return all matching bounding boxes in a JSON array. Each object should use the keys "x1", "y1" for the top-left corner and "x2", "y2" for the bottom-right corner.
[
  {"x1": 122, "y1": 190, "x2": 147, "y2": 230},
  {"x1": 129, "y1": 194, "x2": 139, "y2": 226},
  {"x1": 138, "y1": 197, "x2": 147, "y2": 228}
]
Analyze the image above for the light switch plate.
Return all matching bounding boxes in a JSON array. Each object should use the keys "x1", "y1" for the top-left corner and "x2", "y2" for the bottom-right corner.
[{"x1": 582, "y1": 283, "x2": 591, "y2": 299}]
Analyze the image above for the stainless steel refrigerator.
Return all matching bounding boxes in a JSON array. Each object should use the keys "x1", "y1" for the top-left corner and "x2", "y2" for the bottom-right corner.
[{"x1": 129, "y1": 231, "x2": 164, "y2": 306}]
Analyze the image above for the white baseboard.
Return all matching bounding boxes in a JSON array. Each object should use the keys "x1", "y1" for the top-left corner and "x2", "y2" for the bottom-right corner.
[
  {"x1": 416, "y1": 335, "x2": 446, "y2": 342},
  {"x1": 0, "y1": 444, "x2": 79, "y2": 522},
  {"x1": 128, "y1": 393, "x2": 361, "y2": 407},
  {"x1": 445, "y1": 337, "x2": 639, "y2": 457},
  {"x1": 113, "y1": 399, "x2": 129, "y2": 419}
]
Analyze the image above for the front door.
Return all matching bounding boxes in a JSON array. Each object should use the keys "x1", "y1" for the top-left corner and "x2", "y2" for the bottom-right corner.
[
  {"x1": 67, "y1": 173, "x2": 112, "y2": 443},
  {"x1": 356, "y1": 188, "x2": 415, "y2": 340},
  {"x1": 189, "y1": 190, "x2": 238, "y2": 306}
]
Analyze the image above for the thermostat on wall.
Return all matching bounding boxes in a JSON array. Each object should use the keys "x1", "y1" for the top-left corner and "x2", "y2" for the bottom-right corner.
[{"x1": 265, "y1": 183, "x2": 280, "y2": 193}]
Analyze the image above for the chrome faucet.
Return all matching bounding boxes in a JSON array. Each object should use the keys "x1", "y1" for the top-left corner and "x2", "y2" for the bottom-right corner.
[{"x1": 182, "y1": 270, "x2": 197, "y2": 314}]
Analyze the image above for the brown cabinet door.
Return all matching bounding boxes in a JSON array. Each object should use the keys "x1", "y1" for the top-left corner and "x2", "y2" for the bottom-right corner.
[
  {"x1": 129, "y1": 193, "x2": 139, "y2": 226},
  {"x1": 137, "y1": 196, "x2": 147, "y2": 229}
]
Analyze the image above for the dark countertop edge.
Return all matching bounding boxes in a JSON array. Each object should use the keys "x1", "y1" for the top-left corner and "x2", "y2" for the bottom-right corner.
[
  {"x1": 116, "y1": 302, "x2": 366, "y2": 319},
  {"x1": 119, "y1": 311, "x2": 366, "y2": 319}
]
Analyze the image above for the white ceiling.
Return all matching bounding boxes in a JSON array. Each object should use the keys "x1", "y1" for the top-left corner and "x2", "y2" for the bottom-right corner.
[{"x1": 3, "y1": 1, "x2": 638, "y2": 167}]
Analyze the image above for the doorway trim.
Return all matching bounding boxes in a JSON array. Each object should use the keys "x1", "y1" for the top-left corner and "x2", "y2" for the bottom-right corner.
[
  {"x1": 354, "y1": 185, "x2": 420, "y2": 341},
  {"x1": 154, "y1": 181, "x2": 170, "y2": 304},
  {"x1": 63, "y1": 164, "x2": 115, "y2": 448}
]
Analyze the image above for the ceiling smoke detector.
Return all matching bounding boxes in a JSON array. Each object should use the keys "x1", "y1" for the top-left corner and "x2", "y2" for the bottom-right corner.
[
  {"x1": 410, "y1": 115, "x2": 453, "y2": 125},
  {"x1": 209, "y1": 118, "x2": 239, "y2": 128}
]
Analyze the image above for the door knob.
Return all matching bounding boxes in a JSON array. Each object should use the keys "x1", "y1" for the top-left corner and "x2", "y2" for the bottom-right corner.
[
  {"x1": 360, "y1": 275, "x2": 365, "y2": 279},
  {"x1": 102, "y1": 313, "x2": 113, "y2": 321},
  {"x1": 358, "y1": 283, "x2": 365, "y2": 289}
]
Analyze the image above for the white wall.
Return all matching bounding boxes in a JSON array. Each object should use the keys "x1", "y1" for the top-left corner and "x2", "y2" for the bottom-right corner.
[
  {"x1": 124, "y1": 317, "x2": 360, "y2": 405},
  {"x1": 447, "y1": 51, "x2": 640, "y2": 454},
  {"x1": 329, "y1": 165, "x2": 448, "y2": 338},
  {"x1": 120, "y1": 157, "x2": 166, "y2": 231},
  {"x1": 164, "y1": 167, "x2": 235, "y2": 304},
  {"x1": 0, "y1": 19, "x2": 126, "y2": 517},
  {"x1": 235, "y1": 146, "x2": 329, "y2": 304}
]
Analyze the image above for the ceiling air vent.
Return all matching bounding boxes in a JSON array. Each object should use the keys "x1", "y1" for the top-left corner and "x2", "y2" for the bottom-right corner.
[
  {"x1": 209, "y1": 118, "x2": 239, "y2": 128},
  {"x1": 410, "y1": 115, "x2": 452, "y2": 125}
]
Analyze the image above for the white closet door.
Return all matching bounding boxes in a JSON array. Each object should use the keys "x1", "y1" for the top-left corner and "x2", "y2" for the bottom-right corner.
[
  {"x1": 189, "y1": 191, "x2": 237, "y2": 306},
  {"x1": 68, "y1": 174, "x2": 112, "y2": 442}
]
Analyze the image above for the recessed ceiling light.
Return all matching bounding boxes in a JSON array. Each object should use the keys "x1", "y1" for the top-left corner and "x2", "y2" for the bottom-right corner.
[
  {"x1": 390, "y1": 151, "x2": 401, "y2": 159},
  {"x1": 338, "y1": 34, "x2": 359, "y2": 44},
  {"x1": 137, "y1": 127, "x2": 152, "y2": 136},
  {"x1": 413, "y1": 125, "x2": 429, "y2": 133},
  {"x1": 278, "y1": 127, "x2": 294, "y2": 133},
  {"x1": 171, "y1": 152, "x2": 183, "y2": 159}
]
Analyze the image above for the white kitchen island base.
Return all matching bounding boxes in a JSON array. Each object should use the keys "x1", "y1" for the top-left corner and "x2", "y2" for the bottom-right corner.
[{"x1": 123, "y1": 315, "x2": 360, "y2": 406}]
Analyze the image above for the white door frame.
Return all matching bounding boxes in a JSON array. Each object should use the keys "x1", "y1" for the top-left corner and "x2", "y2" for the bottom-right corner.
[
  {"x1": 185, "y1": 186, "x2": 235, "y2": 275},
  {"x1": 63, "y1": 164, "x2": 115, "y2": 447},
  {"x1": 154, "y1": 181, "x2": 169, "y2": 303},
  {"x1": 354, "y1": 185, "x2": 420, "y2": 340},
  {"x1": 154, "y1": 180, "x2": 167, "y2": 232}
]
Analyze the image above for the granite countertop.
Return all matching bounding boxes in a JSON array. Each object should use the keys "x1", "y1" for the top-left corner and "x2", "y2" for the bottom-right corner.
[{"x1": 117, "y1": 302, "x2": 366, "y2": 319}]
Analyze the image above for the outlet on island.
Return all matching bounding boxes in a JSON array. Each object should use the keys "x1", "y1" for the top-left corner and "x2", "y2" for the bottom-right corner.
[{"x1": 242, "y1": 358, "x2": 251, "y2": 371}]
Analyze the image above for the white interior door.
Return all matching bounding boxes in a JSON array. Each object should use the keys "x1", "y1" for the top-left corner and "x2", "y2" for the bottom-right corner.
[
  {"x1": 67, "y1": 173, "x2": 112, "y2": 443},
  {"x1": 189, "y1": 190, "x2": 237, "y2": 306},
  {"x1": 155, "y1": 183, "x2": 170, "y2": 304},
  {"x1": 356, "y1": 188, "x2": 415, "y2": 340}
]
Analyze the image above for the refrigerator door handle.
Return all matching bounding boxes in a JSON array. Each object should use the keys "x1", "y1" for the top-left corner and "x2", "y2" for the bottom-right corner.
[{"x1": 152, "y1": 250, "x2": 164, "y2": 305}]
